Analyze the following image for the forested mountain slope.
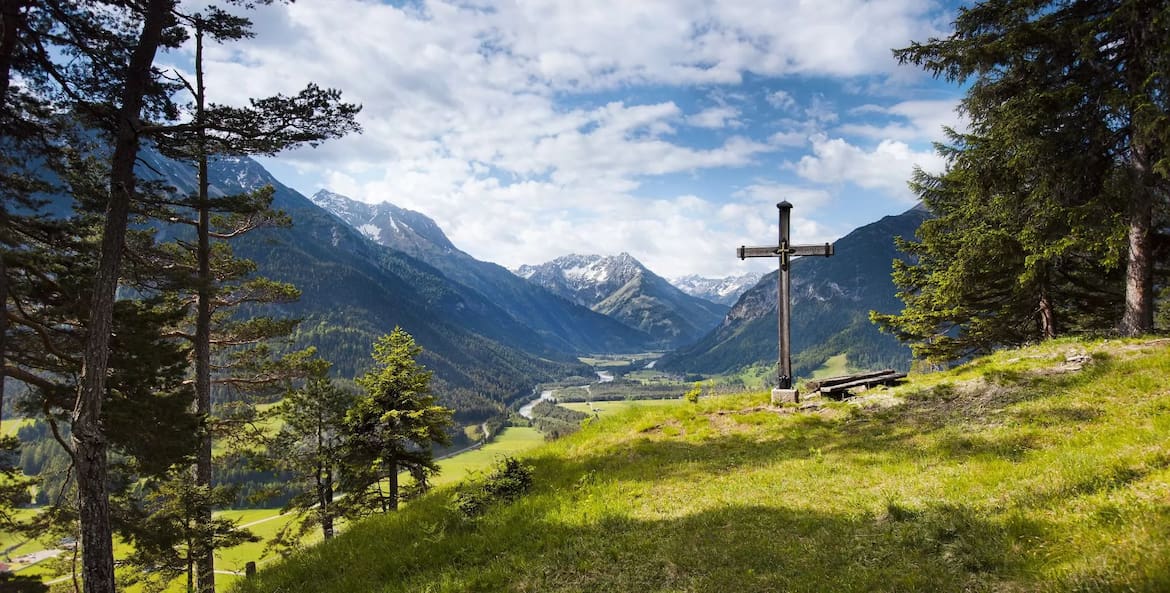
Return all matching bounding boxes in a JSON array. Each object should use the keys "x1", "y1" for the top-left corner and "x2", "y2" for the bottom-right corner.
[
  {"x1": 309, "y1": 190, "x2": 653, "y2": 354},
  {"x1": 144, "y1": 151, "x2": 588, "y2": 421},
  {"x1": 660, "y1": 205, "x2": 930, "y2": 378}
]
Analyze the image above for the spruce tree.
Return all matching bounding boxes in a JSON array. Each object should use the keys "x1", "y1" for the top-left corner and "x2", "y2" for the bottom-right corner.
[
  {"x1": 341, "y1": 328, "x2": 453, "y2": 516},
  {"x1": 894, "y1": 0, "x2": 1169, "y2": 339},
  {"x1": 268, "y1": 363, "x2": 353, "y2": 545}
]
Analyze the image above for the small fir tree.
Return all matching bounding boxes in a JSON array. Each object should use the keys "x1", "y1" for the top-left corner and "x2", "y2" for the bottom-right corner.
[{"x1": 341, "y1": 328, "x2": 453, "y2": 515}]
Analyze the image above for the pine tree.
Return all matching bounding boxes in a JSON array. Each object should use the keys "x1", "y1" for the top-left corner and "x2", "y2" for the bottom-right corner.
[
  {"x1": 267, "y1": 364, "x2": 353, "y2": 546},
  {"x1": 141, "y1": 8, "x2": 359, "y2": 589},
  {"x1": 894, "y1": 0, "x2": 1170, "y2": 339},
  {"x1": 341, "y1": 328, "x2": 453, "y2": 515}
]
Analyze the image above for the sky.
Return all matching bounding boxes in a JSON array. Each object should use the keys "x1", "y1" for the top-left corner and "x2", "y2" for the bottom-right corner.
[{"x1": 177, "y1": 0, "x2": 968, "y2": 279}]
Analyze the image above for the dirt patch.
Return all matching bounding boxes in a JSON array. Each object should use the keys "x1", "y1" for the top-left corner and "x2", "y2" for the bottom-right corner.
[{"x1": 638, "y1": 419, "x2": 685, "y2": 436}]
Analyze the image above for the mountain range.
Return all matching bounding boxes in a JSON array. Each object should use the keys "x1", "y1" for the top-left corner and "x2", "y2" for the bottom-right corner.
[
  {"x1": 670, "y1": 273, "x2": 762, "y2": 305},
  {"x1": 659, "y1": 205, "x2": 930, "y2": 380},
  {"x1": 515, "y1": 254, "x2": 729, "y2": 349},
  {"x1": 306, "y1": 190, "x2": 652, "y2": 354},
  {"x1": 29, "y1": 145, "x2": 924, "y2": 421},
  {"x1": 139, "y1": 152, "x2": 610, "y2": 421}
]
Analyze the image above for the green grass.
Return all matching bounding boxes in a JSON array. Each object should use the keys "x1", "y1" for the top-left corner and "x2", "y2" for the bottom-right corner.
[
  {"x1": 232, "y1": 338, "x2": 1170, "y2": 593},
  {"x1": 5, "y1": 424, "x2": 546, "y2": 586},
  {"x1": 561, "y1": 399, "x2": 683, "y2": 417},
  {"x1": 431, "y1": 427, "x2": 546, "y2": 488},
  {"x1": 806, "y1": 353, "x2": 851, "y2": 380},
  {"x1": 1, "y1": 417, "x2": 33, "y2": 438}
]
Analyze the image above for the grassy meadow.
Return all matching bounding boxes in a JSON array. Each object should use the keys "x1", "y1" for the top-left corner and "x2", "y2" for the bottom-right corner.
[
  {"x1": 233, "y1": 338, "x2": 1170, "y2": 593},
  {"x1": 2, "y1": 425, "x2": 547, "y2": 587}
]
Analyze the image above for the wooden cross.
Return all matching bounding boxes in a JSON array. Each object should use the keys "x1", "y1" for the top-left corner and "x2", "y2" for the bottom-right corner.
[{"x1": 737, "y1": 201, "x2": 833, "y2": 401}]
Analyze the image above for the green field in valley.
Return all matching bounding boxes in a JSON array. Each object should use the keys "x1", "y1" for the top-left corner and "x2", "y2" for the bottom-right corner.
[{"x1": 561, "y1": 398, "x2": 683, "y2": 417}]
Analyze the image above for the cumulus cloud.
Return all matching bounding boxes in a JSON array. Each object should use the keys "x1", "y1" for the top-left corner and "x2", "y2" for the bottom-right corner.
[
  {"x1": 687, "y1": 106, "x2": 743, "y2": 129},
  {"x1": 184, "y1": 0, "x2": 955, "y2": 277},
  {"x1": 791, "y1": 135, "x2": 947, "y2": 202},
  {"x1": 840, "y1": 99, "x2": 965, "y2": 142}
]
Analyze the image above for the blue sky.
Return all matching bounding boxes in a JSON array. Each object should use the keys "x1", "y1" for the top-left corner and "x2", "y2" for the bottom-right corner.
[{"x1": 185, "y1": 0, "x2": 967, "y2": 278}]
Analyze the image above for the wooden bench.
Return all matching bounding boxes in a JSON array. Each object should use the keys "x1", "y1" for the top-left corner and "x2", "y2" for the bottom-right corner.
[{"x1": 806, "y1": 369, "x2": 906, "y2": 399}]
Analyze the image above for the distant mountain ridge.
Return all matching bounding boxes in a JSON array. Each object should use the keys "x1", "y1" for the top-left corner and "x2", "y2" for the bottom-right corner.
[
  {"x1": 515, "y1": 253, "x2": 728, "y2": 348},
  {"x1": 308, "y1": 190, "x2": 654, "y2": 354},
  {"x1": 659, "y1": 206, "x2": 930, "y2": 379},
  {"x1": 670, "y1": 273, "x2": 762, "y2": 305},
  {"x1": 135, "y1": 151, "x2": 593, "y2": 422}
]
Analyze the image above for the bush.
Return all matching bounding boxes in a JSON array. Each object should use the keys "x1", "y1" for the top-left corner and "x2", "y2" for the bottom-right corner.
[{"x1": 453, "y1": 456, "x2": 534, "y2": 518}]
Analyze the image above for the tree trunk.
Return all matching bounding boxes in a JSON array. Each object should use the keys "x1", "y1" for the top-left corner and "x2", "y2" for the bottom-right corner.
[
  {"x1": 1, "y1": 0, "x2": 27, "y2": 431},
  {"x1": 0, "y1": 0, "x2": 23, "y2": 100},
  {"x1": 1, "y1": 210, "x2": 8, "y2": 426},
  {"x1": 1120, "y1": 155, "x2": 1155, "y2": 337},
  {"x1": 72, "y1": 3, "x2": 170, "y2": 593},
  {"x1": 387, "y1": 460, "x2": 398, "y2": 511},
  {"x1": 191, "y1": 22, "x2": 216, "y2": 593},
  {"x1": 320, "y1": 465, "x2": 334, "y2": 540},
  {"x1": 1038, "y1": 289, "x2": 1055, "y2": 340}
]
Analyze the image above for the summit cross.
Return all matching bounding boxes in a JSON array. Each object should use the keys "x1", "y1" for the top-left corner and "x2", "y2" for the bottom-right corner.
[{"x1": 737, "y1": 201, "x2": 834, "y2": 404}]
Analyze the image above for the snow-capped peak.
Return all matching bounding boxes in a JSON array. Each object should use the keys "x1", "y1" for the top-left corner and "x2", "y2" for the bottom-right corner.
[{"x1": 670, "y1": 272, "x2": 762, "y2": 305}]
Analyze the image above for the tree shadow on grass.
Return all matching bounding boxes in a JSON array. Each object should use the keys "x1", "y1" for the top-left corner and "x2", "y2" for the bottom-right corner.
[{"x1": 238, "y1": 499, "x2": 1055, "y2": 593}]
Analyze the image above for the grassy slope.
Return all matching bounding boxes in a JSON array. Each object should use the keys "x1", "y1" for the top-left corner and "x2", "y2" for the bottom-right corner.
[
  {"x1": 4, "y1": 427, "x2": 547, "y2": 586},
  {"x1": 234, "y1": 338, "x2": 1170, "y2": 593}
]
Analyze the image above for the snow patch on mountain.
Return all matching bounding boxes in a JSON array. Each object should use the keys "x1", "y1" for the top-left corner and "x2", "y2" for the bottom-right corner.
[
  {"x1": 357, "y1": 224, "x2": 381, "y2": 240},
  {"x1": 670, "y1": 273, "x2": 762, "y2": 306}
]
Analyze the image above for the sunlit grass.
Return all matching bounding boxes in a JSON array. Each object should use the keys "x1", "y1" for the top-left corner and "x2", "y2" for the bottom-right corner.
[
  {"x1": 561, "y1": 399, "x2": 684, "y2": 418},
  {"x1": 806, "y1": 352, "x2": 851, "y2": 380},
  {"x1": 233, "y1": 338, "x2": 1170, "y2": 593},
  {"x1": 1, "y1": 417, "x2": 33, "y2": 438}
]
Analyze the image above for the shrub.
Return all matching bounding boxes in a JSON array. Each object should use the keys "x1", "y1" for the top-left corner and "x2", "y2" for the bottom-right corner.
[{"x1": 453, "y1": 456, "x2": 534, "y2": 518}]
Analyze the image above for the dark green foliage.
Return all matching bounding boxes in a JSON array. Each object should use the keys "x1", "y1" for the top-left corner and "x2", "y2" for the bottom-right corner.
[
  {"x1": 117, "y1": 470, "x2": 258, "y2": 592},
  {"x1": 0, "y1": 574, "x2": 48, "y2": 593},
  {"x1": 528, "y1": 400, "x2": 589, "y2": 439},
  {"x1": 339, "y1": 328, "x2": 454, "y2": 515},
  {"x1": 888, "y1": 0, "x2": 1170, "y2": 348},
  {"x1": 267, "y1": 371, "x2": 354, "y2": 543},
  {"x1": 452, "y1": 456, "x2": 534, "y2": 519}
]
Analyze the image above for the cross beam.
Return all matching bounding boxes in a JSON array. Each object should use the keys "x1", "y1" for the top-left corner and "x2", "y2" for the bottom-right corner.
[{"x1": 737, "y1": 201, "x2": 834, "y2": 402}]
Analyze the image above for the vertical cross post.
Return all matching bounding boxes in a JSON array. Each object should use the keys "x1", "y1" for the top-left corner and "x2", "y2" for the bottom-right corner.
[
  {"x1": 777, "y1": 201, "x2": 792, "y2": 391},
  {"x1": 737, "y1": 201, "x2": 834, "y2": 404}
]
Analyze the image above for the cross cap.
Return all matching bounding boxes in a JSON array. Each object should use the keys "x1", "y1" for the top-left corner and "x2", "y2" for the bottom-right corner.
[{"x1": 777, "y1": 201, "x2": 793, "y2": 210}]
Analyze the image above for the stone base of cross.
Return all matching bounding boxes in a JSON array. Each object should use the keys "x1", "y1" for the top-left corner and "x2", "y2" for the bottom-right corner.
[
  {"x1": 736, "y1": 201, "x2": 834, "y2": 404},
  {"x1": 771, "y1": 387, "x2": 799, "y2": 404}
]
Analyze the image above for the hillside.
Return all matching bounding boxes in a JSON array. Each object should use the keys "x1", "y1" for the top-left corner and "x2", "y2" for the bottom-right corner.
[
  {"x1": 140, "y1": 152, "x2": 589, "y2": 421},
  {"x1": 660, "y1": 205, "x2": 930, "y2": 378},
  {"x1": 234, "y1": 338, "x2": 1170, "y2": 593},
  {"x1": 308, "y1": 190, "x2": 654, "y2": 353}
]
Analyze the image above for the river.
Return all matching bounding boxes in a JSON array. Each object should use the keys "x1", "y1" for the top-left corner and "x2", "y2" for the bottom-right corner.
[{"x1": 519, "y1": 370, "x2": 613, "y2": 418}]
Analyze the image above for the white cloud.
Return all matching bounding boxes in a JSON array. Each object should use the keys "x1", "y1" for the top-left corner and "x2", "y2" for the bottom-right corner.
[
  {"x1": 686, "y1": 106, "x2": 743, "y2": 129},
  {"x1": 766, "y1": 90, "x2": 797, "y2": 111},
  {"x1": 840, "y1": 99, "x2": 964, "y2": 142},
  {"x1": 185, "y1": 0, "x2": 956, "y2": 278},
  {"x1": 791, "y1": 135, "x2": 946, "y2": 202}
]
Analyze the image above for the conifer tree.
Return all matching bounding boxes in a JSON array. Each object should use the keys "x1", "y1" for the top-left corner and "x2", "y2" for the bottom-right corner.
[
  {"x1": 893, "y1": 0, "x2": 1169, "y2": 340},
  {"x1": 141, "y1": 8, "x2": 359, "y2": 589},
  {"x1": 268, "y1": 363, "x2": 353, "y2": 545},
  {"x1": 341, "y1": 328, "x2": 453, "y2": 515}
]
